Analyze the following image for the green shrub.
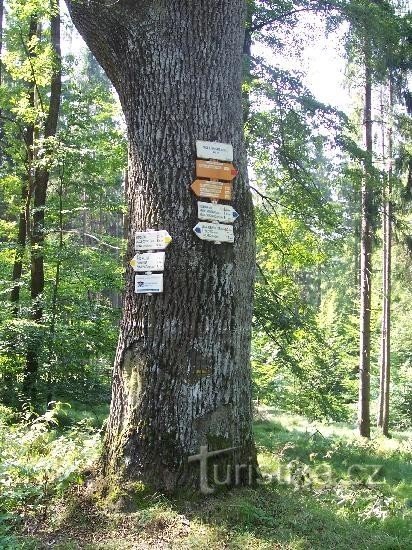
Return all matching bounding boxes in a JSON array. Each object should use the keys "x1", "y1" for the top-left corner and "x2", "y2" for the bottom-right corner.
[{"x1": 0, "y1": 403, "x2": 101, "y2": 539}]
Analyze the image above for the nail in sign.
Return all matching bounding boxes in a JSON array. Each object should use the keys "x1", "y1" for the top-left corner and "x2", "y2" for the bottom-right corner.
[
  {"x1": 193, "y1": 222, "x2": 234, "y2": 243},
  {"x1": 196, "y1": 160, "x2": 238, "y2": 181},
  {"x1": 135, "y1": 274, "x2": 163, "y2": 294},
  {"x1": 130, "y1": 252, "x2": 165, "y2": 272},
  {"x1": 135, "y1": 230, "x2": 172, "y2": 251},
  {"x1": 197, "y1": 201, "x2": 239, "y2": 224},
  {"x1": 196, "y1": 140, "x2": 233, "y2": 162},
  {"x1": 191, "y1": 179, "x2": 232, "y2": 201}
]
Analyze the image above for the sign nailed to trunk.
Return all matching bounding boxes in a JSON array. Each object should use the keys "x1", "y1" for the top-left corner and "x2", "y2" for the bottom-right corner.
[
  {"x1": 193, "y1": 221, "x2": 234, "y2": 243},
  {"x1": 135, "y1": 274, "x2": 163, "y2": 294},
  {"x1": 196, "y1": 140, "x2": 233, "y2": 162},
  {"x1": 197, "y1": 201, "x2": 239, "y2": 224},
  {"x1": 130, "y1": 252, "x2": 165, "y2": 272},
  {"x1": 191, "y1": 179, "x2": 232, "y2": 201},
  {"x1": 135, "y1": 230, "x2": 172, "y2": 251},
  {"x1": 196, "y1": 160, "x2": 238, "y2": 181}
]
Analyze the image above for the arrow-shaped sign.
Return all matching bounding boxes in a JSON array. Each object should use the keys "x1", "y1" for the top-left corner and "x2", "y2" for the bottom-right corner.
[
  {"x1": 193, "y1": 222, "x2": 234, "y2": 243},
  {"x1": 135, "y1": 230, "x2": 172, "y2": 251},
  {"x1": 130, "y1": 252, "x2": 165, "y2": 272},
  {"x1": 196, "y1": 140, "x2": 233, "y2": 162},
  {"x1": 191, "y1": 179, "x2": 232, "y2": 201},
  {"x1": 196, "y1": 160, "x2": 238, "y2": 181},
  {"x1": 197, "y1": 201, "x2": 239, "y2": 224}
]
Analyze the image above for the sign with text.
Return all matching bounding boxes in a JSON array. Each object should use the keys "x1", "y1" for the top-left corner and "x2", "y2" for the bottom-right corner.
[
  {"x1": 193, "y1": 222, "x2": 234, "y2": 243},
  {"x1": 135, "y1": 230, "x2": 172, "y2": 251},
  {"x1": 195, "y1": 160, "x2": 238, "y2": 181},
  {"x1": 196, "y1": 140, "x2": 233, "y2": 162},
  {"x1": 197, "y1": 201, "x2": 239, "y2": 224},
  {"x1": 191, "y1": 179, "x2": 232, "y2": 201},
  {"x1": 135, "y1": 274, "x2": 163, "y2": 294},
  {"x1": 130, "y1": 252, "x2": 165, "y2": 272}
]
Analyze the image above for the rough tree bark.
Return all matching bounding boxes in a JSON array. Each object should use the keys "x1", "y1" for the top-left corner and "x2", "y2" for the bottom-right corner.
[
  {"x1": 358, "y1": 61, "x2": 373, "y2": 439},
  {"x1": 24, "y1": 1, "x2": 62, "y2": 403},
  {"x1": 66, "y1": 0, "x2": 257, "y2": 490}
]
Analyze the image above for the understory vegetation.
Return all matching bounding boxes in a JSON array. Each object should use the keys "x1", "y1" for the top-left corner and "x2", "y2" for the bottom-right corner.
[{"x1": 1, "y1": 406, "x2": 411, "y2": 549}]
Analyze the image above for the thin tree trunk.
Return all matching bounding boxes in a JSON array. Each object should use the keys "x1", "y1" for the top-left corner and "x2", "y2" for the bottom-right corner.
[
  {"x1": 46, "y1": 164, "x2": 65, "y2": 408},
  {"x1": 358, "y1": 61, "x2": 373, "y2": 439},
  {"x1": 67, "y1": 0, "x2": 257, "y2": 491},
  {"x1": 24, "y1": 1, "x2": 62, "y2": 404},
  {"x1": 9, "y1": 16, "x2": 38, "y2": 314},
  {"x1": 377, "y1": 80, "x2": 392, "y2": 436}
]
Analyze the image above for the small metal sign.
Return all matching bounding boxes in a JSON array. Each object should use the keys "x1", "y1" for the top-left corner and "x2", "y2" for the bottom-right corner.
[
  {"x1": 191, "y1": 179, "x2": 232, "y2": 201},
  {"x1": 135, "y1": 274, "x2": 163, "y2": 294},
  {"x1": 197, "y1": 201, "x2": 239, "y2": 224},
  {"x1": 196, "y1": 140, "x2": 233, "y2": 162},
  {"x1": 193, "y1": 222, "x2": 234, "y2": 243},
  {"x1": 135, "y1": 230, "x2": 172, "y2": 251},
  {"x1": 196, "y1": 160, "x2": 238, "y2": 181},
  {"x1": 130, "y1": 252, "x2": 165, "y2": 272}
]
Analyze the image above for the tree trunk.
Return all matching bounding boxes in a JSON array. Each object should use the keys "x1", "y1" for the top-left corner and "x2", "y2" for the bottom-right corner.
[
  {"x1": 377, "y1": 81, "x2": 392, "y2": 436},
  {"x1": 24, "y1": 1, "x2": 62, "y2": 404},
  {"x1": 66, "y1": 0, "x2": 257, "y2": 491},
  {"x1": 9, "y1": 15, "x2": 38, "y2": 315},
  {"x1": 358, "y1": 61, "x2": 373, "y2": 439}
]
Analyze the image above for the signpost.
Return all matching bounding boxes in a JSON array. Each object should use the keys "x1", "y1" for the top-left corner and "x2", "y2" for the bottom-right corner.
[
  {"x1": 130, "y1": 252, "x2": 165, "y2": 272},
  {"x1": 197, "y1": 201, "x2": 239, "y2": 224},
  {"x1": 135, "y1": 274, "x2": 164, "y2": 294},
  {"x1": 196, "y1": 140, "x2": 233, "y2": 162},
  {"x1": 196, "y1": 160, "x2": 238, "y2": 181},
  {"x1": 135, "y1": 230, "x2": 172, "y2": 251},
  {"x1": 190, "y1": 179, "x2": 232, "y2": 201},
  {"x1": 193, "y1": 222, "x2": 234, "y2": 243}
]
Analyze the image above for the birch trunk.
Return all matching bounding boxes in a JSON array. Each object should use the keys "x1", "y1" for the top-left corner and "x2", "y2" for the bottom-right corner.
[{"x1": 66, "y1": 0, "x2": 257, "y2": 490}]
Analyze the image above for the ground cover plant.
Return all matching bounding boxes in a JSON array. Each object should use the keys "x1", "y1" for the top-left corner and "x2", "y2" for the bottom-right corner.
[{"x1": 1, "y1": 406, "x2": 411, "y2": 549}]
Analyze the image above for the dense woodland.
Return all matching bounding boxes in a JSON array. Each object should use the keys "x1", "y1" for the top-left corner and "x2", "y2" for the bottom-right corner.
[{"x1": 0, "y1": 0, "x2": 412, "y2": 548}]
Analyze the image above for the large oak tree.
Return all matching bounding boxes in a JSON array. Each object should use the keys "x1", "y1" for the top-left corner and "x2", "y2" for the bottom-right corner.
[{"x1": 65, "y1": 0, "x2": 257, "y2": 490}]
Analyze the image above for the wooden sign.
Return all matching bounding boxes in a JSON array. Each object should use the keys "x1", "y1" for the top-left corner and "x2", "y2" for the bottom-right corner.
[
  {"x1": 197, "y1": 201, "x2": 239, "y2": 224},
  {"x1": 135, "y1": 230, "x2": 172, "y2": 251},
  {"x1": 193, "y1": 222, "x2": 234, "y2": 243},
  {"x1": 130, "y1": 252, "x2": 165, "y2": 272},
  {"x1": 191, "y1": 179, "x2": 232, "y2": 201},
  {"x1": 135, "y1": 274, "x2": 163, "y2": 294},
  {"x1": 196, "y1": 140, "x2": 233, "y2": 162},
  {"x1": 196, "y1": 160, "x2": 238, "y2": 181}
]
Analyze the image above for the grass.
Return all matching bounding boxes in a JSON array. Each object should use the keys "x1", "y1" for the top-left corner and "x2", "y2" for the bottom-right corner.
[{"x1": 4, "y1": 406, "x2": 412, "y2": 549}]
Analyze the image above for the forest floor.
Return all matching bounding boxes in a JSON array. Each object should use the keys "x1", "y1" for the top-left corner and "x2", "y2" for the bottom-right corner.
[{"x1": 4, "y1": 407, "x2": 412, "y2": 549}]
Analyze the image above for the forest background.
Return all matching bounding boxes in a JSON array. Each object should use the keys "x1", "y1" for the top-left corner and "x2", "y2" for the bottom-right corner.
[{"x1": 0, "y1": 0, "x2": 412, "y2": 548}]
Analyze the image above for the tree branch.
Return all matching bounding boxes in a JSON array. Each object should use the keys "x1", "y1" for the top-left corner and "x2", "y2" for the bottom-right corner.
[{"x1": 250, "y1": 7, "x2": 323, "y2": 33}]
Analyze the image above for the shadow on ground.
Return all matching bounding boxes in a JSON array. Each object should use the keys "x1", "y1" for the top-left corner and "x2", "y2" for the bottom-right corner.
[{"x1": 20, "y1": 410, "x2": 412, "y2": 550}]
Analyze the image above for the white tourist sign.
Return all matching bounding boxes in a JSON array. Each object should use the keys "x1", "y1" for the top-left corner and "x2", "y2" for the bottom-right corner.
[
  {"x1": 196, "y1": 140, "x2": 233, "y2": 162},
  {"x1": 193, "y1": 222, "x2": 234, "y2": 243},
  {"x1": 135, "y1": 230, "x2": 172, "y2": 251},
  {"x1": 135, "y1": 274, "x2": 163, "y2": 294},
  {"x1": 130, "y1": 252, "x2": 165, "y2": 272},
  {"x1": 197, "y1": 201, "x2": 239, "y2": 224}
]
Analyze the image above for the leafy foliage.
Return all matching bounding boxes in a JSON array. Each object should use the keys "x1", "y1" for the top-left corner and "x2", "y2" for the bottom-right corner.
[{"x1": 0, "y1": 403, "x2": 101, "y2": 545}]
